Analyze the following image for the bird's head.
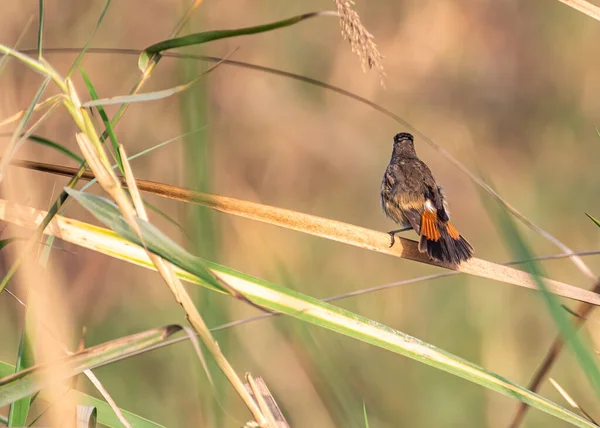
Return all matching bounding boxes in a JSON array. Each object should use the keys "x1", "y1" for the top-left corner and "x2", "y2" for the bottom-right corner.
[{"x1": 392, "y1": 133, "x2": 417, "y2": 157}]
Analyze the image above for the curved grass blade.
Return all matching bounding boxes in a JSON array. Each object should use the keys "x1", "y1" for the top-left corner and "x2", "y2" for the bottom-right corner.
[
  {"x1": 20, "y1": 192, "x2": 590, "y2": 427},
  {"x1": 488, "y1": 189, "x2": 600, "y2": 421},
  {"x1": 80, "y1": 67, "x2": 123, "y2": 170},
  {"x1": 138, "y1": 11, "x2": 335, "y2": 71},
  {"x1": 85, "y1": 51, "x2": 233, "y2": 109},
  {"x1": 28, "y1": 134, "x2": 84, "y2": 163},
  {"x1": 0, "y1": 325, "x2": 182, "y2": 407}
]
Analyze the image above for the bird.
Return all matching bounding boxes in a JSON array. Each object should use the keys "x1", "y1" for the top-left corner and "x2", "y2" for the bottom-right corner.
[{"x1": 380, "y1": 132, "x2": 473, "y2": 264}]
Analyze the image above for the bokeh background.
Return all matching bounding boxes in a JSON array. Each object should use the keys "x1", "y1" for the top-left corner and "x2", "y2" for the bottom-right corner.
[{"x1": 2, "y1": 1, "x2": 600, "y2": 426}]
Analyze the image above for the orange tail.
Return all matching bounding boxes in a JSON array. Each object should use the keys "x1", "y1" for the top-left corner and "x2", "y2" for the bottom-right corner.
[{"x1": 419, "y1": 211, "x2": 473, "y2": 264}]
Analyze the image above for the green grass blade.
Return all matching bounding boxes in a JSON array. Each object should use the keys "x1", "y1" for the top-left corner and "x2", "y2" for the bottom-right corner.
[
  {"x1": 491, "y1": 200, "x2": 600, "y2": 398},
  {"x1": 586, "y1": 213, "x2": 600, "y2": 228},
  {"x1": 36, "y1": 0, "x2": 44, "y2": 58},
  {"x1": 0, "y1": 325, "x2": 181, "y2": 407},
  {"x1": 363, "y1": 401, "x2": 369, "y2": 428},
  {"x1": 0, "y1": 44, "x2": 51, "y2": 78},
  {"x1": 7, "y1": 327, "x2": 35, "y2": 426},
  {"x1": 61, "y1": 189, "x2": 596, "y2": 427},
  {"x1": 67, "y1": 0, "x2": 112, "y2": 78},
  {"x1": 0, "y1": 237, "x2": 21, "y2": 251},
  {"x1": 28, "y1": 134, "x2": 84, "y2": 163},
  {"x1": 138, "y1": 11, "x2": 333, "y2": 71},
  {"x1": 79, "y1": 67, "x2": 123, "y2": 171},
  {"x1": 64, "y1": 188, "x2": 224, "y2": 292}
]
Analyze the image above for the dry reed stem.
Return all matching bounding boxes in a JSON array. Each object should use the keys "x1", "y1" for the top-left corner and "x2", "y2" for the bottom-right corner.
[{"x1": 1, "y1": 164, "x2": 599, "y2": 306}]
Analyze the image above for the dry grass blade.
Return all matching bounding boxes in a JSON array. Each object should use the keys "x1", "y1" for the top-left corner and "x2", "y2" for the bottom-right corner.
[
  {"x1": 117, "y1": 145, "x2": 266, "y2": 426},
  {"x1": 10, "y1": 160, "x2": 599, "y2": 305},
  {"x1": 83, "y1": 48, "x2": 236, "y2": 108},
  {"x1": 549, "y1": 378, "x2": 598, "y2": 424},
  {"x1": 557, "y1": 0, "x2": 600, "y2": 21},
  {"x1": 0, "y1": 325, "x2": 181, "y2": 407}
]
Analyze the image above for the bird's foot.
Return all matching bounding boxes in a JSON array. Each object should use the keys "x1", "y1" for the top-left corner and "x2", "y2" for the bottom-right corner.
[{"x1": 388, "y1": 231, "x2": 397, "y2": 248}]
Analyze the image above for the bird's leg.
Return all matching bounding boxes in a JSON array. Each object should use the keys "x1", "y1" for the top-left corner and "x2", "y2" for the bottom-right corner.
[{"x1": 388, "y1": 226, "x2": 413, "y2": 247}]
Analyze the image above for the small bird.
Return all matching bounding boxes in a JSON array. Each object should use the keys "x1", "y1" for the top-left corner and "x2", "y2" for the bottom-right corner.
[{"x1": 380, "y1": 132, "x2": 473, "y2": 264}]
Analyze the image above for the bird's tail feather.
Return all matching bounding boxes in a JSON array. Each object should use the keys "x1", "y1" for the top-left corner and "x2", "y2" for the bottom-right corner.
[{"x1": 419, "y1": 212, "x2": 473, "y2": 264}]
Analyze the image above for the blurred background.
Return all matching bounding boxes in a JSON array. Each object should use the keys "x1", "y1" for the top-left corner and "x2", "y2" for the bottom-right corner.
[{"x1": 2, "y1": 0, "x2": 600, "y2": 426}]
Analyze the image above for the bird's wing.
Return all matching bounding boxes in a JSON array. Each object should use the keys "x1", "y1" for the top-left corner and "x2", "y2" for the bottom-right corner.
[
  {"x1": 391, "y1": 187, "x2": 424, "y2": 234},
  {"x1": 413, "y1": 159, "x2": 451, "y2": 222}
]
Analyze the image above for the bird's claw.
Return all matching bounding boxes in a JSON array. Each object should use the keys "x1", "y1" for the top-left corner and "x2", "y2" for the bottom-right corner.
[{"x1": 388, "y1": 231, "x2": 396, "y2": 248}]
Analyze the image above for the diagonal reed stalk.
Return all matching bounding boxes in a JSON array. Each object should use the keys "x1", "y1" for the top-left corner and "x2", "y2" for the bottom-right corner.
[{"x1": 7, "y1": 160, "x2": 600, "y2": 306}]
